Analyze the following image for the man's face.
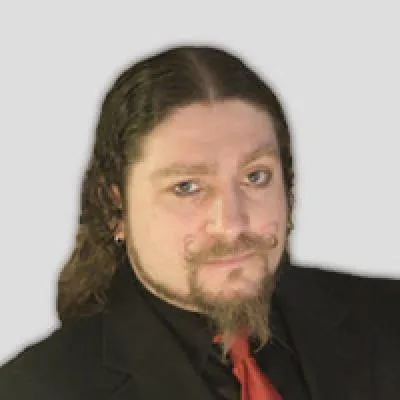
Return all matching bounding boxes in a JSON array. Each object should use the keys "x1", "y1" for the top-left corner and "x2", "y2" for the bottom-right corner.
[{"x1": 122, "y1": 99, "x2": 288, "y2": 316}]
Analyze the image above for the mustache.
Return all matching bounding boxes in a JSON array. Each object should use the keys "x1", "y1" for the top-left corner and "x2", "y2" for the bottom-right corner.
[{"x1": 184, "y1": 233, "x2": 278, "y2": 265}]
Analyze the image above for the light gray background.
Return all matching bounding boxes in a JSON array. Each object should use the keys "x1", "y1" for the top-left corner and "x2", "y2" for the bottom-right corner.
[{"x1": 1, "y1": 1, "x2": 399, "y2": 364}]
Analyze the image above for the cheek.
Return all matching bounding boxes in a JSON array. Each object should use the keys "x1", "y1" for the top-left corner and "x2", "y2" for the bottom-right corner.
[
  {"x1": 156, "y1": 192, "x2": 199, "y2": 219},
  {"x1": 151, "y1": 197, "x2": 202, "y2": 249},
  {"x1": 144, "y1": 210, "x2": 196, "y2": 270},
  {"x1": 258, "y1": 191, "x2": 287, "y2": 231},
  {"x1": 258, "y1": 203, "x2": 287, "y2": 269}
]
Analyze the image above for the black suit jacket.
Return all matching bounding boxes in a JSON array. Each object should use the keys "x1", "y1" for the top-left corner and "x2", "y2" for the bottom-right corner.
[{"x1": 1, "y1": 261, "x2": 399, "y2": 399}]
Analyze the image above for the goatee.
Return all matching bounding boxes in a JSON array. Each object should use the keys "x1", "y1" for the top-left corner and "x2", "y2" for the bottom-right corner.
[{"x1": 186, "y1": 266, "x2": 277, "y2": 358}]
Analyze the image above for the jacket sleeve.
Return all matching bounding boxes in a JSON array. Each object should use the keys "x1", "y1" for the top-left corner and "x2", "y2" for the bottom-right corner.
[{"x1": 366, "y1": 277, "x2": 400, "y2": 397}]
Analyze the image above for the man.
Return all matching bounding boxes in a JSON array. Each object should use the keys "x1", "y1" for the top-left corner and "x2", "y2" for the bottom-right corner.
[{"x1": 0, "y1": 45, "x2": 399, "y2": 400}]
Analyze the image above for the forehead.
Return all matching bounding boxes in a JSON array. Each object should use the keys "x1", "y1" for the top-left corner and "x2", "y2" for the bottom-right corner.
[
  {"x1": 148, "y1": 99, "x2": 276, "y2": 150},
  {"x1": 130, "y1": 100, "x2": 279, "y2": 182}
]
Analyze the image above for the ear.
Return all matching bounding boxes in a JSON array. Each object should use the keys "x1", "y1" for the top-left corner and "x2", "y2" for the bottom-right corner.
[
  {"x1": 110, "y1": 184, "x2": 122, "y2": 208},
  {"x1": 110, "y1": 184, "x2": 125, "y2": 240},
  {"x1": 114, "y1": 221, "x2": 125, "y2": 241}
]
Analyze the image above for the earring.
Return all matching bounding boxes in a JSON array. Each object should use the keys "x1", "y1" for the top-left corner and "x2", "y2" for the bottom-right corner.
[{"x1": 114, "y1": 236, "x2": 123, "y2": 245}]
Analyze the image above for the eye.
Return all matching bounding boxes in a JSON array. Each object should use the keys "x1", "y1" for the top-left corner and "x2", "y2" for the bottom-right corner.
[
  {"x1": 171, "y1": 180, "x2": 200, "y2": 196},
  {"x1": 246, "y1": 168, "x2": 273, "y2": 186},
  {"x1": 170, "y1": 169, "x2": 273, "y2": 198}
]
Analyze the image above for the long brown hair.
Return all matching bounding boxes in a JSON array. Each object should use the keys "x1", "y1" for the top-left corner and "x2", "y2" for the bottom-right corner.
[{"x1": 57, "y1": 45, "x2": 295, "y2": 322}]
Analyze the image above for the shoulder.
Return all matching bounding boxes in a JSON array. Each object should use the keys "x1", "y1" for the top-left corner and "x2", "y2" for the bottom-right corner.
[
  {"x1": 279, "y1": 263, "x2": 400, "y2": 395},
  {"x1": 284, "y1": 261, "x2": 399, "y2": 297},
  {"x1": 303, "y1": 263, "x2": 400, "y2": 392},
  {"x1": 0, "y1": 313, "x2": 106, "y2": 400},
  {"x1": 278, "y1": 261, "x2": 400, "y2": 323},
  {"x1": 284, "y1": 261, "x2": 400, "y2": 334},
  {"x1": 279, "y1": 261, "x2": 400, "y2": 342},
  {"x1": 277, "y1": 262, "x2": 365, "y2": 308}
]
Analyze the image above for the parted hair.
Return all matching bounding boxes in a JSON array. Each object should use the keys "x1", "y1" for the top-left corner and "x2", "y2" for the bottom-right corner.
[{"x1": 57, "y1": 45, "x2": 295, "y2": 322}]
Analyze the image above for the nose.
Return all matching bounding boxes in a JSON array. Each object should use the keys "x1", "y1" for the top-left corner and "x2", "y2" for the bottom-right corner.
[{"x1": 205, "y1": 187, "x2": 250, "y2": 241}]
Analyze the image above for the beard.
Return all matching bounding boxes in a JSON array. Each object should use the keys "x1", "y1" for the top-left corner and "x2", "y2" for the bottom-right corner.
[
  {"x1": 187, "y1": 268, "x2": 276, "y2": 357},
  {"x1": 126, "y1": 232, "x2": 279, "y2": 357}
]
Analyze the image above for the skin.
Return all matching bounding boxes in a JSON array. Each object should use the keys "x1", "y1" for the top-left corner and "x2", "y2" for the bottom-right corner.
[{"x1": 114, "y1": 99, "x2": 288, "y2": 347}]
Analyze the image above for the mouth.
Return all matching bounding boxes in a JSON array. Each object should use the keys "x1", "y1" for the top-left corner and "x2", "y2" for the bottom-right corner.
[{"x1": 204, "y1": 251, "x2": 256, "y2": 266}]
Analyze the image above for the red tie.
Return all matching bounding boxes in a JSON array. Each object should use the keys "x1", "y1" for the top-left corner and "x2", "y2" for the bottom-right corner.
[{"x1": 214, "y1": 332, "x2": 283, "y2": 400}]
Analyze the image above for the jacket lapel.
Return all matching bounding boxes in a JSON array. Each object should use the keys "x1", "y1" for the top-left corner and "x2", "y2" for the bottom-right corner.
[
  {"x1": 101, "y1": 263, "x2": 215, "y2": 400},
  {"x1": 276, "y1": 263, "x2": 372, "y2": 400}
]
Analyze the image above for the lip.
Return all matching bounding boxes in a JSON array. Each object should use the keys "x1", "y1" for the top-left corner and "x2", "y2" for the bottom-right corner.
[{"x1": 204, "y1": 252, "x2": 255, "y2": 266}]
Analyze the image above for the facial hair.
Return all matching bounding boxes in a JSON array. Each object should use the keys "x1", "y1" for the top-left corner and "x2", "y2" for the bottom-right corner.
[{"x1": 126, "y1": 232, "x2": 279, "y2": 356}]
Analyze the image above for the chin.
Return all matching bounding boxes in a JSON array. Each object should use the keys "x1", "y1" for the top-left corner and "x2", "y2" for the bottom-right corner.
[{"x1": 206, "y1": 280, "x2": 264, "y2": 303}]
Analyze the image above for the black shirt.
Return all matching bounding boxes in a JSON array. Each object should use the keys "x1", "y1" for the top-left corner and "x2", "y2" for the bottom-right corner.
[{"x1": 131, "y1": 271, "x2": 311, "y2": 400}]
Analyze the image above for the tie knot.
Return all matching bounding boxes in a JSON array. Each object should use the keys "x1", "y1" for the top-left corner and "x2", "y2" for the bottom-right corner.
[
  {"x1": 229, "y1": 333, "x2": 251, "y2": 362},
  {"x1": 213, "y1": 331, "x2": 251, "y2": 362}
]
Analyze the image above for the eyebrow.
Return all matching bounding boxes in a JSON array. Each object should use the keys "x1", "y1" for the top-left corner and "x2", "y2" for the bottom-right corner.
[{"x1": 150, "y1": 142, "x2": 279, "y2": 181}]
